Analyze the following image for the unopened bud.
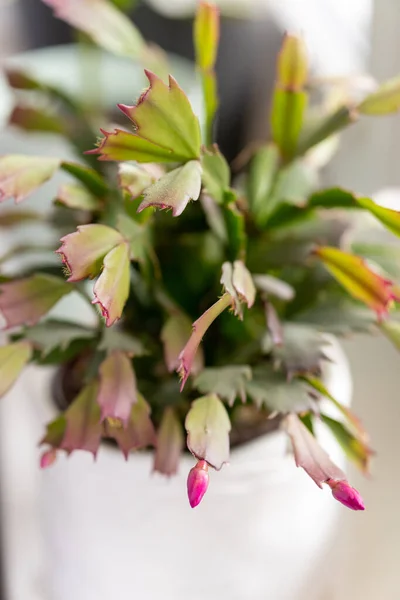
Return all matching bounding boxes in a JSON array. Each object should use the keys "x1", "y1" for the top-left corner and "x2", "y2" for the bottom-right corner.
[
  {"x1": 40, "y1": 448, "x2": 57, "y2": 469},
  {"x1": 187, "y1": 460, "x2": 209, "y2": 508},
  {"x1": 327, "y1": 479, "x2": 365, "y2": 511}
]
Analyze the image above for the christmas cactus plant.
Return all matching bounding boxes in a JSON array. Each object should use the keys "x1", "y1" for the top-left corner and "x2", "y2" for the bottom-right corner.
[{"x1": 2, "y1": 0, "x2": 400, "y2": 512}]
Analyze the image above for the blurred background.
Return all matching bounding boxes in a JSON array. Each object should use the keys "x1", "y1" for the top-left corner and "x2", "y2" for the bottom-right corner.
[{"x1": 0, "y1": 0, "x2": 399, "y2": 599}]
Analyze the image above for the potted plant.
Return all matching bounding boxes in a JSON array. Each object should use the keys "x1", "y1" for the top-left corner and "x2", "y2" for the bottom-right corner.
[{"x1": 1, "y1": 0, "x2": 400, "y2": 598}]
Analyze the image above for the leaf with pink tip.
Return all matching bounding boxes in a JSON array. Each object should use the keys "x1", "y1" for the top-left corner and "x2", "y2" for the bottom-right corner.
[
  {"x1": 93, "y1": 242, "x2": 130, "y2": 326},
  {"x1": 104, "y1": 393, "x2": 156, "y2": 458},
  {"x1": 178, "y1": 293, "x2": 232, "y2": 390},
  {"x1": 185, "y1": 393, "x2": 231, "y2": 470},
  {"x1": 137, "y1": 160, "x2": 202, "y2": 217},
  {"x1": 118, "y1": 163, "x2": 164, "y2": 199},
  {"x1": 43, "y1": 0, "x2": 145, "y2": 60},
  {"x1": 60, "y1": 381, "x2": 102, "y2": 456},
  {"x1": 89, "y1": 128, "x2": 180, "y2": 163},
  {"x1": 161, "y1": 313, "x2": 204, "y2": 373},
  {"x1": 97, "y1": 351, "x2": 138, "y2": 425},
  {"x1": 0, "y1": 155, "x2": 60, "y2": 203},
  {"x1": 153, "y1": 407, "x2": 184, "y2": 476},
  {"x1": 284, "y1": 413, "x2": 346, "y2": 488},
  {"x1": 315, "y1": 246, "x2": 400, "y2": 319},
  {"x1": 56, "y1": 224, "x2": 123, "y2": 282},
  {"x1": 117, "y1": 71, "x2": 201, "y2": 160},
  {"x1": 0, "y1": 341, "x2": 32, "y2": 398},
  {"x1": 56, "y1": 183, "x2": 102, "y2": 211},
  {"x1": 0, "y1": 274, "x2": 71, "y2": 329}
]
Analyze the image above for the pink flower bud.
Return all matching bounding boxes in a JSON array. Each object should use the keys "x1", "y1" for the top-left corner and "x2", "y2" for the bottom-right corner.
[
  {"x1": 187, "y1": 460, "x2": 209, "y2": 508},
  {"x1": 327, "y1": 479, "x2": 365, "y2": 511},
  {"x1": 40, "y1": 448, "x2": 57, "y2": 469}
]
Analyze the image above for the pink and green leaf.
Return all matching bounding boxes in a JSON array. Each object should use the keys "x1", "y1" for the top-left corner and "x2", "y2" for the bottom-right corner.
[
  {"x1": 57, "y1": 224, "x2": 123, "y2": 282},
  {"x1": 117, "y1": 71, "x2": 201, "y2": 161},
  {"x1": 153, "y1": 407, "x2": 184, "y2": 476},
  {"x1": 9, "y1": 105, "x2": 64, "y2": 134},
  {"x1": 0, "y1": 274, "x2": 71, "y2": 329},
  {"x1": 284, "y1": 412, "x2": 346, "y2": 488},
  {"x1": 92, "y1": 242, "x2": 130, "y2": 326},
  {"x1": 315, "y1": 246, "x2": 400, "y2": 319},
  {"x1": 220, "y1": 261, "x2": 256, "y2": 318},
  {"x1": 0, "y1": 341, "x2": 32, "y2": 398},
  {"x1": 137, "y1": 160, "x2": 202, "y2": 217},
  {"x1": 161, "y1": 313, "x2": 204, "y2": 374},
  {"x1": 185, "y1": 393, "x2": 231, "y2": 470},
  {"x1": 97, "y1": 351, "x2": 138, "y2": 425},
  {"x1": 104, "y1": 393, "x2": 156, "y2": 458},
  {"x1": 61, "y1": 381, "x2": 102, "y2": 457},
  {"x1": 178, "y1": 293, "x2": 232, "y2": 390},
  {"x1": 0, "y1": 155, "x2": 60, "y2": 203}
]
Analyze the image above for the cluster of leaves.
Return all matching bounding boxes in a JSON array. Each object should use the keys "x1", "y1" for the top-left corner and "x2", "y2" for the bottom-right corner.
[{"x1": 1, "y1": 0, "x2": 400, "y2": 507}]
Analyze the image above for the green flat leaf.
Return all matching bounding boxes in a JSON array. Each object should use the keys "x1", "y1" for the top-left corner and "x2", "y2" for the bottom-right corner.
[
  {"x1": 193, "y1": 365, "x2": 252, "y2": 406},
  {"x1": 295, "y1": 296, "x2": 376, "y2": 335},
  {"x1": 116, "y1": 71, "x2": 201, "y2": 161},
  {"x1": 315, "y1": 246, "x2": 399, "y2": 318},
  {"x1": 99, "y1": 327, "x2": 146, "y2": 355},
  {"x1": 284, "y1": 413, "x2": 346, "y2": 487},
  {"x1": 200, "y1": 194, "x2": 227, "y2": 241},
  {"x1": 0, "y1": 274, "x2": 71, "y2": 329},
  {"x1": 263, "y1": 323, "x2": 330, "y2": 377},
  {"x1": 90, "y1": 128, "x2": 186, "y2": 163},
  {"x1": 194, "y1": 1, "x2": 220, "y2": 71},
  {"x1": 297, "y1": 106, "x2": 356, "y2": 157},
  {"x1": 247, "y1": 143, "x2": 279, "y2": 221},
  {"x1": 60, "y1": 162, "x2": 109, "y2": 197},
  {"x1": 161, "y1": 313, "x2": 204, "y2": 374},
  {"x1": 271, "y1": 90, "x2": 307, "y2": 160},
  {"x1": 9, "y1": 105, "x2": 64, "y2": 134},
  {"x1": 43, "y1": 0, "x2": 145, "y2": 60},
  {"x1": 222, "y1": 197, "x2": 246, "y2": 261},
  {"x1": 185, "y1": 393, "x2": 231, "y2": 470},
  {"x1": 201, "y1": 147, "x2": 230, "y2": 205},
  {"x1": 358, "y1": 76, "x2": 400, "y2": 115},
  {"x1": 24, "y1": 320, "x2": 95, "y2": 356},
  {"x1": 137, "y1": 160, "x2": 202, "y2": 217},
  {"x1": 116, "y1": 214, "x2": 150, "y2": 263},
  {"x1": 0, "y1": 155, "x2": 60, "y2": 203},
  {"x1": 309, "y1": 187, "x2": 356, "y2": 209},
  {"x1": 320, "y1": 414, "x2": 372, "y2": 473},
  {"x1": 93, "y1": 242, "x2": 130, "y2": 327},
  {"x1": 0, "y1": 341, "x2": 32, "y2": 398},
  {"x1": 56, "y1": 183, "x2": 102, "y2": 211},
  {"x1": 246, "y1": 365, "x2": 315, "y2": 413},
  {"x1": 200, "y1": 70, "x2": 219, "y2": 146},
  {"x1": 356, "y1": 196, "x2": 400, "y2": 238},
  {"x1": 153, "y1": 407, "x2": 184, "y2": 476}
]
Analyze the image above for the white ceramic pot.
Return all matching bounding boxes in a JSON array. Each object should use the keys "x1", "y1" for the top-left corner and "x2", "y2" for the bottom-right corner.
[{"x1": 0, "y1": 337, "x2": 352, "y2": 600}]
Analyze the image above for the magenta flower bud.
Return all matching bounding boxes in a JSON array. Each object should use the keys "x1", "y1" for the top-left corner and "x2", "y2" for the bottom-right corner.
[
  {"x1": 327, "y1": 479, "x2": 365, "y2": 511},
  {"x1": 40, "y1": 448, "x2": 57, "y2": 469},
  {"x1": 187, "y1": 460, "x2": 209, "y2": 508}
]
